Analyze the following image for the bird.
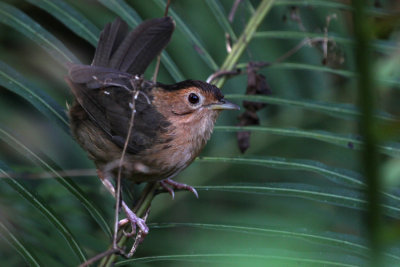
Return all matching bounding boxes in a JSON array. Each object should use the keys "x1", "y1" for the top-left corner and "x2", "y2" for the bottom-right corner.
[{"x1": 65, "y1": 16, "x2": 239, "y2": 252}]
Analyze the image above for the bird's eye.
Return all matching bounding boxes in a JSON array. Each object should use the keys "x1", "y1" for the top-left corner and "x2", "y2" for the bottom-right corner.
[{"x1": 188, "y1": 93, "x2": 200, "y2": 104}]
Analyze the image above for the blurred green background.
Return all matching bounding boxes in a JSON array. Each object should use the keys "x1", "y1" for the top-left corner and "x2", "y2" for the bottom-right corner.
[{"x1": 1, "y1": 0, "x2": 400, "y2": 266}]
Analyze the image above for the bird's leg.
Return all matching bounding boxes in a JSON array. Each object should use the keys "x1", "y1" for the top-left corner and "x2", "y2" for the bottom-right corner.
[
  {"x1": 159, "y1": 178, "x2": 199, "y2": 199},
  {"x1": 127, "y1": 207, "x2": 150, "y2": 258},
  {"x1": 97, "y1": 170, "x2": 149, "y2": 249}
]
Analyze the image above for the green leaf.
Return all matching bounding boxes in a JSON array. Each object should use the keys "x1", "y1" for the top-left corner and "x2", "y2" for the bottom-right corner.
[
  {"x1": 0, "y1": 220, "x2": 41, "y2": 267},
  {"x1": 196, "y1": 156, "x2": 363, "y2": 187},
  {"x1": 148, "y1": 222, "x2": 369, "y2": 257},
  {"x1": 274, "y1": 0, "x2": 387, "y2": 15},
  {"x1": 237, "y1": 62, "x2": 400, "y2": 88},
  {"x1": 0, "y1": 60, "x2": 69, "y2": 133},
  {"x1": 263, "y1": 62, "x2": 400, "y2": 88},
  {"x1": 116, "y1": 253, "x2": 360, "y2": 267},
  {"x1": 97, "y1": 0, "x2": 142, "y2": 26},
  {"x1": 26, "y1": 0, "x2": 100, "y2": 46},
  {"x1": 214, "y1": 126, "x2": 400, "y2": 158},
  {"x1": 153, "y1": 0, "x2": 219, "y2": 71},
  {"x1": 195, "y1": 184, "x2": 400, "y2": 219},
  {"x1": 0, "y1": 127, "x2": 112, "y2": 238},
  {"x1": 148, "y1": 222, "x2": 397, "y2": 263},
  {"x1": 0, "y1": 2, "x2": 79, "y2": 64},
  {"x1": 224, "y1": 94, "x2": 395, "y2": 121},
  {"x1": 0, "y1": 163, "x2": 86, "y2": 263},
  {"x1": 98, "y1": 0, "x2": 184, "y2": 82},
  {"x1": 274, "y1": 0, "x2": 351, "y2": 10},
  {"x1": 195, "y1": 156, "x2": 400, "y2": 204},
  {"x1": 254, "y1": 31, "x2": 398, "y2": 54}
]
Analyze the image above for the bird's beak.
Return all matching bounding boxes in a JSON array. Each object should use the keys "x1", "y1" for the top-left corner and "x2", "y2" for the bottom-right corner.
[{"x1": 208, "y1": 99, "x2": 240, "y2": 110}]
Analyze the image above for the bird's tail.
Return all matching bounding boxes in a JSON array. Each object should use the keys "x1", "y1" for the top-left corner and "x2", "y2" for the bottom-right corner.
[{"x1": 91, "y1": 17, "x2": 175, "y2": 75}]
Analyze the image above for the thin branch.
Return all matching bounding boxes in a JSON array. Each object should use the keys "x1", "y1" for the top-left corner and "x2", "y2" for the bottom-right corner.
[
  {"x1": 228, "y1": 0, "x2": 243, "y2": 22},
  {"x1": 207, "y1": 35, "x2": 333, "y2": 84},
  {"x1": 152, "y1": 55, "x2": 161, "y2": 82},
  {"x1": 206, "y1": 69, "x2": 241, "y2": 83},
  {"x1": 152, "y1": 0, "x2": 171, "y2": 82},
  {"x1": 114, "y1": 90, "x2": 140, "y2": 250},
  {"x1": 273, "y1": 37, "x2": 330, "y2": 65},
  {"x1": 164, "y1": 0, "x2": 171, "y2": 17},
  {"x1": 79, "y1": 248, "x2": 120, "y2": 267}
]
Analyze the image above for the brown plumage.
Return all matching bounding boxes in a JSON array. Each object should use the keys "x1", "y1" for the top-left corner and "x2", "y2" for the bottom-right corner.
[
  {"x1": 67, "y1": 17, "x2": 238, "y2": 183},
  {"x1": 65, "y1": 16, "x2": 239, "y2": 251}
]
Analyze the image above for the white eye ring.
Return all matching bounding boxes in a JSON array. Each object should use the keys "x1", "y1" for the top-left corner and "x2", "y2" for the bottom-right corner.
[
  {"x1": 186, "y1": 92, "x2": 203, "y2": 106},
  {"x1": 188, "y1": 93, "x2": 200, "y2": 104}
]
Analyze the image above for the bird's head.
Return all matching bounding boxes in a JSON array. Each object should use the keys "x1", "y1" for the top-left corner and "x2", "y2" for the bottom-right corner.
[{"x1": 153, "y1": 80, "x2": 239, "y2": 128}]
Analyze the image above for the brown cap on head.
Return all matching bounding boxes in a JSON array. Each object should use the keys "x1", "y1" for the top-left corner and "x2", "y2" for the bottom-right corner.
[{"x1": 158, "y1": 80, "x2": 224, "y2": 101}]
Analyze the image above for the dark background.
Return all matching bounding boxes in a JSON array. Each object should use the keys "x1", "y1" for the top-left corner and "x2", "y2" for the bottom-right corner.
[{"x1": 1, "y1": 0, "x2": 400, "y2": 266}]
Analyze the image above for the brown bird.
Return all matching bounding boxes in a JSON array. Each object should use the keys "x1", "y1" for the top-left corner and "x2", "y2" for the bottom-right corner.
[{"x1": 65, "y1": 16, "x2": 239, "y2": 251}]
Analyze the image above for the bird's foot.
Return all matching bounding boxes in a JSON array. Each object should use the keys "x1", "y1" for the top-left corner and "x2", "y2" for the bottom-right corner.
[
  {"x1": 97, "y1": 169, "x2": 150, "y2": 257},
  {"x1": 116, "y1": 205, "x2": 150, "y2": 257},
  {"x1": 119, "y1": 202, "x2": 149, "y2": 238},
  {"x1": 160, "y1": 178, "x2": 199, "y2": 199}
]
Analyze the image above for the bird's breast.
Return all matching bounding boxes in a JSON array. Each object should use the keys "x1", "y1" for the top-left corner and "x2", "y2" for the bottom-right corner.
[{"x1": 135, "y1": 110, "x2": 217, "y2": 180}]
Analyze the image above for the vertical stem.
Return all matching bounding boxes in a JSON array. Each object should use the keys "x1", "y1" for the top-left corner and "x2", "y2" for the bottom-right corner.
[
  {"x1": 213, "y1": 0, "x2": 275, "y2": 88},
  {"x1": 352, "y1": 1, "x2": 381, "y2": 265}
]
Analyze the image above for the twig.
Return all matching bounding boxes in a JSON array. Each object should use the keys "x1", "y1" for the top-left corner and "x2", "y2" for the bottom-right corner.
[
  {"x1": 206, "y1": 69, "x2": 241, "y2": 83},
  {"x1": 207, "y1": 35, "x2": 332, "y2": 84},
  {"x1": 225, "y1": 33, "x2": 233, "y2": 53},
  {"x1": 152, "y1": 0, "x2": 171, "y2": 82},
  {"x1": 79, "y1": 248, "x2": 120, "y2": 267},
  {"x1": 113, "y1": 90, "x2": 140, "y2": 250},
  {"x1": 289, "y1": 6, "x2": 306, "y2": 32},
  {"x1": 164, "y1": 0, "x2": 171, "y2": 17},
  {"x1": 228, "y1": 0, "x2": 243, "y2": 22},
  {"x1": 273, "y1": 37, "x2": 329, "y2": 65},
  {"x1": 152, "y1": 56, "x2": 161, "y2": 82},
  {"x1": 321, "y1": 14, "x2": 337, "y2": 64}
]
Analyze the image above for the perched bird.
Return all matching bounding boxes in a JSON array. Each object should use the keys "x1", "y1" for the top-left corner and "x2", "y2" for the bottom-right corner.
[{"x1": 65, "y1": 16, "x2": 239, "y2": 247}]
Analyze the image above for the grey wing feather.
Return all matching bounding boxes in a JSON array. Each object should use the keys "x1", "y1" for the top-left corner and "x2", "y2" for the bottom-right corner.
[
  {"x1": 67, "y1": 17, "x2": 174, "y2": 153},
  {"x1": 109, "y1": 17, "x2": 174, "y2": 74},
  {"x1": 92, "y1": 17, "x2": 174, "y2": 75},
  {"x1": 67, "y1": 78, "x2": 169, "y2": 154},
  {"x1": 92, "y1": 18, "x2": 128, "y2": 67},
  {"x1": 68, "y1": 63, "x2": 132, "y2": 89}
]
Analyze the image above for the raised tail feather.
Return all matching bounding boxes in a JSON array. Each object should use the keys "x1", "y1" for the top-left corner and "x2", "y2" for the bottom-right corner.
[{"x1": 91, "y1": 17, "x2": 175, "y2": 75}]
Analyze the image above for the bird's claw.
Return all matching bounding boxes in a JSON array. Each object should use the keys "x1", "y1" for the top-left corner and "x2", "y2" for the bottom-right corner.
[
  {"x1": 119, "y1": 203, "x2": 149, "y2": 238},
  {"x1": 160, "y1": 178, "x2": 199, "y2": 199},
  {"x1": 119, "y1": 219, "x2": 135, "y2": 238},
  {"x1": 96, "y1": 169, "x2": 150, "y2": 258},
  {"x1": 117, "y1": 207, "x2": 150, "y2": 257}
]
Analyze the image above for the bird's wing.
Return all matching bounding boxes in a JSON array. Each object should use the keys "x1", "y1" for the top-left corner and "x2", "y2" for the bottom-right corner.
[
  {"x1": 92, "y1": 17, "x2": 175, "y2": 75},
  {"x1": 66, "y1": 16, "x2": 175, "y2": 153},
  {"x1": 66, "y1": 76, "x2": 170, "y2": 155},
  {"x1": 68, "y1": 63, "x2": 133, "y2": 89}
]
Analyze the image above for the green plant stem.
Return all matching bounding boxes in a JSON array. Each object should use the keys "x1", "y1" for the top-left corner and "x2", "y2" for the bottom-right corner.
[
  {"x1": 213, "y1": 0, "x2": 275, "y2": 88},
  {"x1": 352, "y1": 1, "x2": 382, "y2": 265},
  {"x1": 99, "y1": 182, "x2": 159, "y2": 267}
]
